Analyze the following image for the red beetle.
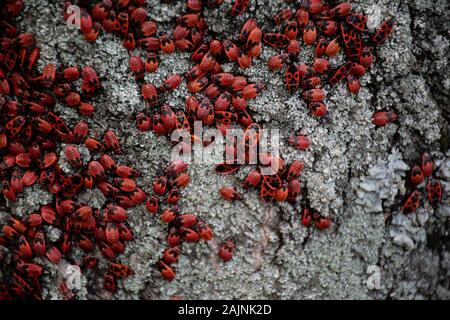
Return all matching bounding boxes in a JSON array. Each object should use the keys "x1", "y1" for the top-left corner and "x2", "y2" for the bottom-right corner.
[
  {"x1": 246, "y1": 27, "x2": 262, "y2": 49},
  {"x1": 410, "y1": 165, "x2": 424, "y2": 185},
  {"x1": 268, "y1": 54, "x2": 288, "y2": 70},
  {"x1": 243, "y1": 169, "x2": 262, "y2": 189},
  {"x1": 116, "y1": 165, "x2": 140, "y2": 179},
  {"x1": 100, "y1": 154, "x2": 116, "y2": 172},
  {"x1": 114, "y1": 178, "x2": 136, "y2": 192},
  {"x1": 73, "y1": 206, "x2": 93, "y2": 221},
  {"x1": 72, "y1": 121, "x2": 88, "y2": 143},
  {"x1": 103, "y1": 130, "x2": 121, "y2": 154},
  {"x1": 179, "y1": 227, "x2": 199, "y2": 242},
  {"x1": 199, "y1": 51, "x2": 216, "y2": 72},
  {"x1": 17, "y1": 235, "x2": 32, "y2": 260},
  {"x1": 174, "y1": 213, "x2": 197, "y2": 228},
  {"x1": 141, "y1": 83, "x2": 159, "y2": 107},
  {"x1": 105, "y1": 222, "x2": 119, "y2": 244},
  {"x1": 287, "y1": 179, "x2": 301, "y2": 203},
  {"x1": 360, "y1": 47, "x2": 374, "y2": 68},
  {"x1": 161, "y1": 208, "x2": 178, "y2": 223},
  {"x1": 285, "y1": 64, "x2": 300, "y2": 92},
  {"x1": 223, "y1": 40, "x2": 239, "y2": 61},
  {"x1": 301, "y1": 208, "x2": 314, "y2": 228},
  {"x1": 46, "y1": 246, "x2": 62, "y2": 264},
  {"x1": 288, "y1": 135, "x2": 311, "y2": 150},
  {"x1": 85, "y1": 138, "x2": 105, "y2": 153},
  {"x1": 65, "y1": 145, "x2": 82, "y2": 168},
  {"x1": 241, "y1": 83, "x2": 265, "y2": 100},
  {"x1": 145, "y1": 53, "x2": 159, "y2": 73},
  {"x1": 315, "y1": 216, "x2": 332, "y2": 230},
  {"x1": 313, "y1": 58, "x2": 330, "y2": 74},
  {"x1": 372, "y1": 111, "x2": 397, "y2": 126},
  {"x1": 372, "y1": 19, "x2": 395, "y2": 45},
  {"x1": 263, "y1": 33, "x2": 290, "y2": 48},
  {"x1": 10, "y1": 217, "x2": 26, "y2": 233},
  {"x1": 218, "y1": 240, "x2": 235, "y2": 262},
  {"x1": 426, "y1": 179, "x2": 442, "y2": 207},
  {"x1": 16, "y1": 261, "x2": 44, "y2": 278},
  {"x1": 129, "y1": 55, "x2": 145, "y2": 80},
  {"x1": 107, "y1": 205, "x2": 128, "y2": 222},
  {"x1": 171, "y1": 173, "x2": 190, "y2": 188},
  {"x1": 104, "y1": 274, "x2": 116, "y2": 292},
  {"x1": 167, "y1": 187, "x2": 181, "y2": 204},
  {"x1": 108, "y1": 263, "x2": 133, "y2": 278},
  {"x1": 219, "y1": 186, "x2": 242, "y2": 201},
  {"x1": 136, "y1": 112, "x2": 152, "y2": 131},
  {"x1": 167, "y1": 227, "x2": 181, "y2": 247},
  {"x1": 197, "y1": 220, "x2": 214, "y2": 241},
  {"x1": 33, "y1": 231, "x2": 46, "y2": 256},
  {"x1": 287, "y1": 160, "x2": 304, "y2": 180},
  {"x1": 162, "y1": 246, "x2": 181, "y2": 264},
  {"x1": 153, "y1": 176, "x2": 167, "y2": 195},
  {"x1": 187, "y1": 76, "x2": 209, "y2": 93},
  {"x1": 12, "y1": 33, "x2": 35, "y2": 48},
  {"x1": 88, "y1": 161, "x2": 106, "y2": 180},
  {"x1": 160, "y1": 74, "x2": 182, "y2": 93},
  {"x1": 230, "y1": 0, "x2": 250, "y2": 17},
  {"x1": 165, "y1": 160, "x2": 189, "y2": 177},
  {"x1": 58, "y1": 67, "x2": 81, "y2": 82},
  {"x1": 40, "y1": 205, "x2": 58, "y2": 225},
  {"x1": 403, "y1": 190, "x2": 421, "y2": 214},
  {"x1": 347, "y1": 74, "x2": 360, "y2": 94},
  {"x1": 303, "y1": 21, "x2": 317, "y2": 45},
  {"x1": 420, "y1": 152, "x2": 434, "y2": 177},
  {"x1": 146, "y1": 196, "x2": 159, "y2": 215},
  {"x1": 156, "y1": 260, "x2": 175, "y2": 281},
  {"x1": 160, "y1": 34, "x2": 175, "y2": 54},
  {"x1": 82, "y1": 66, "x2": 100, "y2": 89},
  {"x1": 274, "y1": 8, "x2": 293, "y2": 24},
  {"x1": 140, "y1": 20, "x2": 157, "y2": 37},
  {"x1": 41, "y1": 64, "x2": 56, "y2": 88},
  {"x1": 214, "y1": 91, "x2": 232, "y2": 111}
]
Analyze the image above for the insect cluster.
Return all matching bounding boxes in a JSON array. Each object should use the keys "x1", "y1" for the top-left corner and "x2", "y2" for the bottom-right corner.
[
  {"x1": 62, "y1": 0, "x2": 396, "y2": 288},
  {"x1": 68, "y1": 0, "x2": 393, "y2": 217},
  {"x1": 136, "y1": 72, "x2": 264, "y2": 141},
  {"x1": 2, "y1": 0, "x2": 441, "y2": 300},
  {"x1": 402, "y1": 153, "x2": 443, "y2": 214},
  {"x1": 0, "y1": 0, "x2": 153, "y2": 298},
  {"x1": 145, "y1": 160, "x2": 237, "y2": 281},
  {"x1": 133, "y1": 9, "x2": 268, "y2": 139},
  {"x1": 265, "y1": 1, "x2": 394, "y2": 117},
  {"x1": 146, "y1": 160, "x2": 239, "y2": 281},
  {"x1": 218, "y1": 154, "x2": 305, "y2": 204},
  {"x1": 300, "y1": 206, "x2": 331, "y2": 230}
]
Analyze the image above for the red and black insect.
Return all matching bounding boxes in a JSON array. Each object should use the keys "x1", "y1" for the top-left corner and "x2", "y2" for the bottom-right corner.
[
  {"x1": 372, "y1": 19, "x2": 395, "y2": 45},
  {"x1": 231, "y1": 0, "x2": 250, "y2": 17},
  {"x1": 426, "y1": 179, "x2": 442, "y2": 207},
  {"x1": 264, "y1": 33, "x2": 290, "y2": 48},
  {"x1": 218, "y1": 240, "x2": 235, "y2": 262},
  {"x1": 219, "y1": 186, "x2": 242, "y2": 201},
  {"x1": 285, "y1": 64, "x2": 300, "y2": 92},
  {"x1": 403, "y1": 190, "x2": 421, "y2": 214},
  {"x1": 372, "y1": 111, "x2": 397, "y2": 126}
]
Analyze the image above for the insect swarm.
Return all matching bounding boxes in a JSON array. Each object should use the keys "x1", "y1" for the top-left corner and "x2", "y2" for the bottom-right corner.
[
  {"x1": 401, "y1": 153, "x2": 443, "y2": 214},
  {"x1": 147, "y1": 160, "x2": 214, "y2": 281},
  {"x1": 0, "y1": 1, "x2": 145, "y2": 299},
  {"x1": 2, "y1": 0, "x2": 443, "y2": 303}
]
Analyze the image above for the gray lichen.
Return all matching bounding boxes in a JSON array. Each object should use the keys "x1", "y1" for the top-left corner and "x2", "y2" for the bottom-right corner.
[{"x1": 355, "y1": 149, "x2": 408, "y2": 213}]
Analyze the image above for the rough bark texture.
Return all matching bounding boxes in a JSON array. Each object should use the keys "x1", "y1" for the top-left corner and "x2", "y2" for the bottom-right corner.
[{"x1": 5, "y1": 0, "x2": 449, "y2": 299}]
